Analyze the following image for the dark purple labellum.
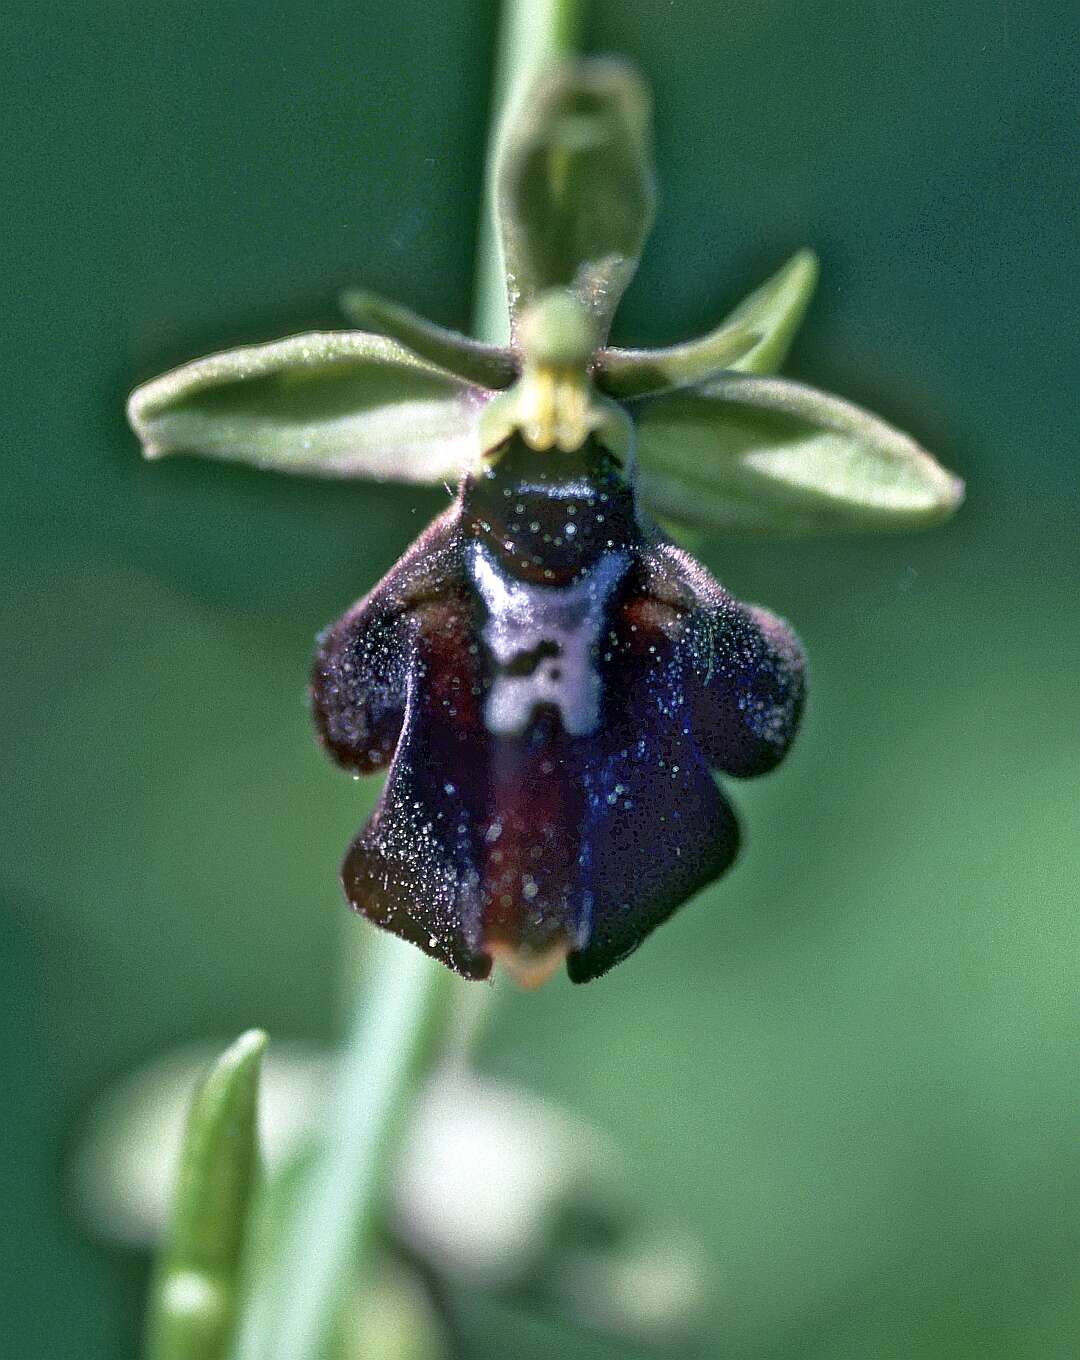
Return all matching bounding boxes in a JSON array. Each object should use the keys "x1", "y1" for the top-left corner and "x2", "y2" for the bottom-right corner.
[{"x1": 312, "y1": 436, "x2": 804, "y2": 984}]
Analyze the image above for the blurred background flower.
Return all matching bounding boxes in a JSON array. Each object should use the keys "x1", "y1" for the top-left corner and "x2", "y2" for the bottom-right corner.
[{"x1": 72, "y1": 1043, "x2": 706, "y2": 1348}]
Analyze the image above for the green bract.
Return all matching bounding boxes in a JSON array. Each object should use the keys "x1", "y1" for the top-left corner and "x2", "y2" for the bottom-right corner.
[{"x1": 127, "y1": 59, "x2": 963, "y2": 538}]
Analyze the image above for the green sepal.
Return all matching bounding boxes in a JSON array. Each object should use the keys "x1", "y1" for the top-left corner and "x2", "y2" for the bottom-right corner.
[
  {"x1": 339, "y1": 289, "x2": 516, "y2": 389},
  {"x1": 723, "y1": 248, "x2": 820, "y2": 375},
  {"x1": 145, "y1": 1030, "x2": 267, "y2": 1360},
  {"x1": 594, "y1": 325, "x2": 759, "y2": 399},
  {"x1": 634, "y1": 372, "x2": 964, "y2": 537},
  {"x1": 127, "y1": 333, "x2": 486, "y2": 482},
  {"x1": 496, "y1": 59, "x2": 656, "y2": 348}
]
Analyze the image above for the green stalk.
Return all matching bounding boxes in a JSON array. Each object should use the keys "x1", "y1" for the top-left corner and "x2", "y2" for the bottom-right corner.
[
  {"x1": 472, "y1": 0, "x2": 585, "y2": 347},
  {"x1": 232, "y1": 6, "x2": 587, "y2": 1357}
]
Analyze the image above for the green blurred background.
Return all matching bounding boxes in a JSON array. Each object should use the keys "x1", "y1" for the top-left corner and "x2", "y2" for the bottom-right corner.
[{"x1": 4, "y1": 0, "x2": 1079, "y2": 1355}]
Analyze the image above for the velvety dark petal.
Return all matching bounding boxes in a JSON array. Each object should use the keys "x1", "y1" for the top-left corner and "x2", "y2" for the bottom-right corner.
[
  {"x1": 567, "y1": 740, "x2": 740, "y2": 983},
  {"x1": 561, "y1": 554, "x2": 751, "y2": 982},
  {"x1": 312, "y1": 611, "x2": 410, "y2": 774},
  {"x1": 342, "y1": 588, "x2": 496, "y2": 981},
  {"x1": 311, "y1": 510, "x2": 496, "y2": 978},
  {"x1": 634, "y1": 540, "x2": 806, "y2": 777},
  {"x1": 311, "y1": 510, "x2": 464, "y2": 773}
]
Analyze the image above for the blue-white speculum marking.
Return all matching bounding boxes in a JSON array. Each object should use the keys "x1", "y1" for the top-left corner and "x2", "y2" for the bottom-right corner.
[
  {"x1": 311, "y1": 294, "x2": 806, "y2": 987},
  {"x1": 469, "y1": 542, "x2": 630, "y2": 738}
]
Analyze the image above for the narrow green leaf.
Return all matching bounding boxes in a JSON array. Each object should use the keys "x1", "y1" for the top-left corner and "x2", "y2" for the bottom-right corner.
[
  {"x1": 496, "y1": 59, "x2": 656, "y2": 346},
  {"x1": 594, "y1": 325, "x2": 759, "y2": 399},
  {"x1": 339, "y1": 290, "x2": 517, "y2": 389},
  {"x1": 146, "y1": 1030, "x2": 267, "y2": 1360},
  {"x1": 635, "y1": 372, "x2": 964, "y2": 537},
  {"x1": 127, "y1": 333, "x2": 486, "y2": 483},
  {"x1": 723, "y1": 248, "x2": 820, "y2": 375}
]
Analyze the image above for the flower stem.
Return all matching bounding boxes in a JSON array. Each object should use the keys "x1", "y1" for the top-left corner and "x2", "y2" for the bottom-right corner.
[
  {"x1": 232, "y1": 935, "x2": 453, "y2": 1360},
  {"x1": 472, "y1": 0, "x2": 586, "y2": 347},
  {"x1": 231, "y1": 7, "x2": 587, "y2": 1358}
]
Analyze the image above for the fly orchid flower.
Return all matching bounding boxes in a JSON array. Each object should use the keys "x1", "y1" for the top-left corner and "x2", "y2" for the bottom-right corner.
[{"x1": 127, "y1": 60, "x2": 962, "y2": 986}]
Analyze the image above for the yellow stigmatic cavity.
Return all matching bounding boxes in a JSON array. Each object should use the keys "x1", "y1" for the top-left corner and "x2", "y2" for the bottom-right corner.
[
  {"x1": 477, "y1": 378, "x2": 634, "y2": 467},
  {"x1": 476, "y1": 288, "x2": 635, "y2": 464},
  {"x1": 518, "y1": 362, "x2": 593, "y2": 452},
  {"x1": 476, "y1": 284, "x2": 636, "y2": 459},
  {"x1": 515, "y1": 289, "x2": 596, "y2": 452}
]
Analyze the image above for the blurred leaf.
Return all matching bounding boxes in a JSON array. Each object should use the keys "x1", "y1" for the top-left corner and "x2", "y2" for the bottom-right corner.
[
  {"x1": 146, "y1": 1030, "x2": 266, "y2": 1360},
  {"x1": 72, "y1": 1041, "x2": 329, "y2": 1250},
  {"x1": 595, "y1": 325, "x2": 758, "y2": 399},
  {"x1": 496, "y1": 59, "x2": 656, "y2": 346},
  {"x1": 339, "y1": 290, "x2": 516, "y2": 389},
  {"x1": 724, "y1": 248, "x2": 820, "y2": 375},
  {"x1": 127, "y1": 334, "x2": 484, "y2": 482},
  {"x1": 635, "y1": 372, "x2": 964, "y2": 536}
]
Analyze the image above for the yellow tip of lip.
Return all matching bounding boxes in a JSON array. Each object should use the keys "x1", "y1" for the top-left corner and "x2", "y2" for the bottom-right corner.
[{"x1": 488, "y1": 939, "x2": 569, "y2": 990}]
